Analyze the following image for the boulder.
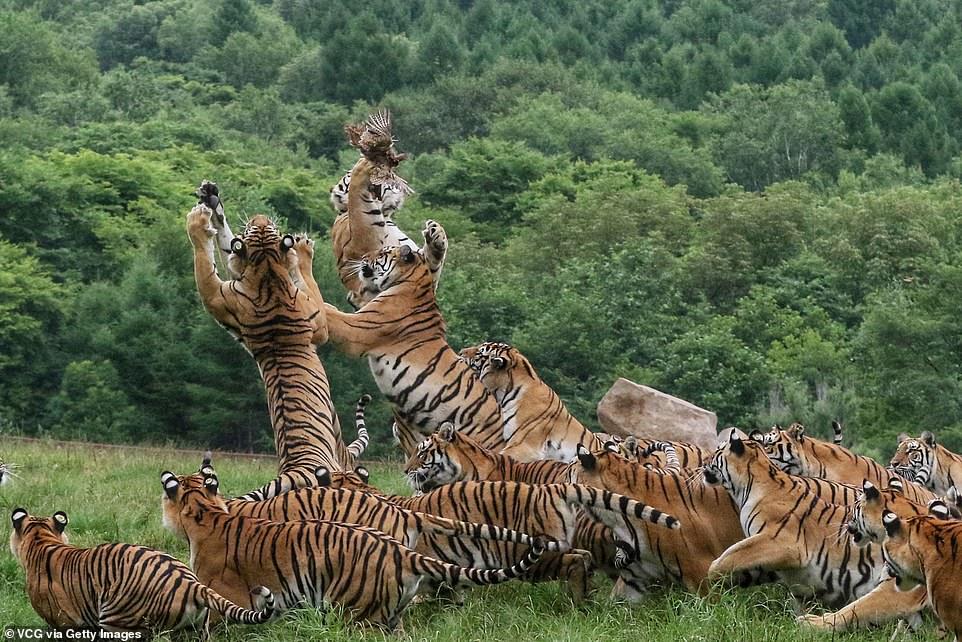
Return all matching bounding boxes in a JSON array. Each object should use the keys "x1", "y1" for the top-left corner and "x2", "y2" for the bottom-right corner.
[{"x1": 596, "y1": 378, "x2": 718, "y2": 449}]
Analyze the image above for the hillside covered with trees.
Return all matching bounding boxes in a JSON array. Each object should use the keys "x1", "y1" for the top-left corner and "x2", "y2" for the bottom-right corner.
[{"x1": 1, "y1": 0, "x2": 961, "y2": 457}]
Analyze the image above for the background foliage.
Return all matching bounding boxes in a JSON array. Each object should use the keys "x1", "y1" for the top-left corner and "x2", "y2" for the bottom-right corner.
[{"x1": 1, "y1": 0, "x2": 961, "y2": 457}]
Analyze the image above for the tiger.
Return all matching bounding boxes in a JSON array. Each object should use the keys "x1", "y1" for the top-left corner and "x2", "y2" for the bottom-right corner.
[
  {"x1": 160, "y1": 470, "x2": 544, "y2": 631},
  {"x1": 880, "y1": 510, "x2": 962, "y2": 640},
  {"x1": 797, "y1": 478, "x2": 938, "y2": 632},
  {"x1": 702, "y1": 429, "x2": 895, "y2": 608},
  {"x1": 401, "y1": 423, "x2": 624, "y2": 588},
  {"x1": 10, "y1": 508, "x2": 274, "y2": 639},
  {"x1": 606, "y1": 434, "x2": 710, "y2": 470},
  {"x1": 750, "y1": 422, "x2": 935, "y2": 505},
  {"x1": 314, "y1": 465, "x2": 681, "y2": 602},
  {"x1": 890, "y1": 431, "x2": 962, "y2": 496},
  {"x1": 330, "y1": 113, "x2": 446, "y2": 309},
  {"x1": 458, "y1": 342, "x2": 605, "y2": 461},
  {"x1": 183, "y1": 462, "x2": 557, "y2": 553},
  {"x1": 186, "y1": 205, "x2": 362, "y2": 498},
  {"x1": 321, "y1": 243, "x2": 507, "y2": 453}
]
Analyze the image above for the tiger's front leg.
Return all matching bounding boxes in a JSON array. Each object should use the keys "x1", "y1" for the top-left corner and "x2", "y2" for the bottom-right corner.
[
  {"x1": 707, "y1": 534, "x2": 801, "y2": 581},
  {"x1": 196, "y1": 180, "x2": 239, "y2": 278},
  {"x1": 797, "y1": 578, "x2": 926, "y2": 632},
  {"x1": 420, "y1": 219, "x2": 448, "y2": 291},
  {"x1": 288, "y1": 235, "x2": 328, "y2": 344},
  {"x1": 187, "y1": 204, "x2": 231, "y2": 323}
]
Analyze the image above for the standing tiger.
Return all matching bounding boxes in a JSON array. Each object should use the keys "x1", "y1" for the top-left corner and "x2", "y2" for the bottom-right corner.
[
  {"x1": 459, "y1": 342, "x2": 605, "y2": 462},
  {"x1": 330, "y1": 111, "x2": 446, "y2": 308},
  {"x1": 880, "y1": 510, "x2": 962, "y2": 640},
  {"x1": 186, "y1": 205, "x2": 360, "y2": 498},
  {"x1": 10, "y1": 508, "x2": 274, "y2": 639},
  {"x1": 702, "y1": 430, "x2": 894, "y2": 608},
  {"x1": 320, "y1": 243, "x2": 508, "y2": 453},
  {"x1": 890, "y1": 431, "x2": 962, "y2": 496},
  {"x1": 160, "y1": 470, "x2": 544, "y2": 631},
  {"x1": 752, "y1": 422, "x2": 935, "y2": 505}
]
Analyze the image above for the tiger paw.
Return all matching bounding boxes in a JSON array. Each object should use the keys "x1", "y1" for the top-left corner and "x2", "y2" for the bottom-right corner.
[
  {"x1": 187, "y1": 204, "x2": 216, "y2": 245},
  {"x1": 422, "y1": 219, "x2": 447, "y2": 256},
  {"x1": 796, "y1": 614, "x2": 834, "y2": 630},
  {"x1": 293, "y1": 235, "x2": 315, "y2": 261}
]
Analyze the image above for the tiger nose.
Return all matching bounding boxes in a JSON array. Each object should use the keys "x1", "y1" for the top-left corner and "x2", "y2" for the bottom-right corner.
[{"x1": 361, "y1": 265, "x2": 374, "y2": 278}]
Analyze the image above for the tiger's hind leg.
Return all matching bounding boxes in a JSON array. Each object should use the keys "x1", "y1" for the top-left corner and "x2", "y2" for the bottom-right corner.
[{"x1": 796, "y1": 579, "x2": 926, "y2": 632}]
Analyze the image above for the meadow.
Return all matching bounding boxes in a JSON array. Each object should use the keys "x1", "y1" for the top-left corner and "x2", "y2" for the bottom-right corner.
[{"x1": 0, "y1": 439, "x2": 941, "y2": 641}]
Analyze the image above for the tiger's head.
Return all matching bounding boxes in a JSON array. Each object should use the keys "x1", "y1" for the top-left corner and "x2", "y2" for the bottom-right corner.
[
  {"x1": 160, "y1": 469, "x2": 228, "y2": 540},
  {"x1": 748, "y1": 423, "x2": 806, "y2": 475},
  {"x1": 569, "y1": 442, "x2": 637, "y2": 488},
  {"x1": 847, "y1": 479, "x2": 927, "y2": 547},
  {"x1": 314, "y1": 465, "x2": 377, "y2": 493},
  {"x1": 459, "y1": 342, "x2": 535, "y2": 400},
  {"x1": 403, "y1": 423, "x2": 482, "y2": 492},
  {"x1": 880, "y1": 510, "x2": 935, "y2": 592},
  {"x1": 703, "y1": 429, "x2": 771, "y2": 499},
  {"x1": 889, "y1": 432, "x2": 937, "y2": 488},
  {"x1": 226, "y1": 215, "x2": 297, "y2": 279},
  {"x1": 10, "y1": 508, "x2": 68, "y2": 559},
  {"x1": 357, "y1": 244, "x2": 429, "y2": 295}
]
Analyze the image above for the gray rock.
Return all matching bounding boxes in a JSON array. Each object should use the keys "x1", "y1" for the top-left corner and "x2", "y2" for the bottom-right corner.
[{"x1": 597, "y1": 378, "x2": 718, "y2": 449}]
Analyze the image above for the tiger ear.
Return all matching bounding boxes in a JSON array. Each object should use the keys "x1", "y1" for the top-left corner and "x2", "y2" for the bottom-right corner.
[
  {"x1": 315, "y1": 467, "x2": 332, "y2": 486},
  {"x1": 355, "y1": 466, "x2": 370, "y2": 483},
  {"x1": 887, "y1": 477, "x2": 904, "y2": 494},
  {"x1": 577, "y1": 444, "x2": 596, "y2": 471},
  {"x1": 399, "y1": 244, "x2": 414, "y2": 263},
  {"x1": 229, "y1": 237, "x2": 245, "y2": 255},
  {"x1": 729, "y1": 430, "x2": 745, "y2": 456},
  {"x1": 280, "y1": 234, "x2": 295, "y2": 252},
  {"x1": 161, "y1": 472, "x2": 180, "y2": 500},
  {"x1": 202, "y1": 450, "x2": 212, "y2": 468},
  {"x1": 490, "y1": 356, "x2": 507, "y2": 370},
  {"x1": 52, "y1": 511, "x2": 68, "y2": 533},
  {"x1": 862, "y1": 481, "x2": 880, "y2": 502},
  {"x1": 928, "y1": 499, "x2": 950, "y2": 520},
  {"x1": 882, "y1": 510, "x2": 901, "y2": 538},
  {"x1": 11, "y1": 508, "x2": 28, "y2": 533},
  {"x1": 921, "y1": 431, "x2": 936, "y2": 447},
  {"x1": 203, "y1": 475, "x2": 219, "y2": 496},
  {"x1": 748, "y1": 430, "x2": 764, "y2": 442},
  {"x1": 438, "y1": 423, "x2": 456, "y2": 442},
  {"x1": 603, "y1": 440, "x2": 619, "y2": 454},
  {"x1": 896, "y1": 432, "x2": 910, "y2": 444}
]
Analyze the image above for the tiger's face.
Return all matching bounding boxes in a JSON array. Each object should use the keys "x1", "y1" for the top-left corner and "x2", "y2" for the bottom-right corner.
[
  {"x1": 459, "y1": 342, "x2": 521, "y2": 393},
  {"x1": 569, "y1": 443, "x2": 629, "y2": 488},
  {"x1": 847, "y1": 479, "x2": 922, "y2": 547},
  {"x1": 749, "y1": 423, "x2": 804, "y2": 476},
  {"x1": 880, "y1": 511, "x2": 925, "y2": 592},
  {"x1": 889, "y1": 433, "x2": 935, "y2": 485},
  {"x1": 160, "y1": 470, "x2": 227, "y2": 540},
  {"x1": 10, "y1": 509, "x2": 68, "y2": 558},
  {"x1": 227, "y1": 215, "x2": 296, "y2": 276},
  {"x1": 358, "y1": 244, "x2": 426, "y2": 293},
  {"x1": 403, "y1": 424, "x2": 464, "y2": 492},
  {"x1": 703, "y1": 429, "x2": 767, "y2": 496}
]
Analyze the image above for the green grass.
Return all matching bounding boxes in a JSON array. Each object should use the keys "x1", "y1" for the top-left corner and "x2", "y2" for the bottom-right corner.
[{"x1": 0, "y1": 440, "x2": 941, "y2": 641}]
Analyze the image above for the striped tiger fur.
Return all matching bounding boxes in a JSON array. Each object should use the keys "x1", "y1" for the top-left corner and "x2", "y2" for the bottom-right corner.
[
  {"x1": 751, "y1": 423, "x2": 935, "y2": 505},
  {"x1": 177, "y1": 466, "x2": 560, "y2": 553},
  {"x1": 459, "y1": 342, "x2": 605, "y2": 462},
  {"x1": 609, "y1": 434, "x2": 710, "y2": 470},
  {"x1": 890, "y1": 431, "x2": 962, "y2": 496},
  {"x1": 186, "y1": 206, "x2": 359, "y2": 499},
  {"x1": 702, "y1": 430, "x2": 895, "y2": 608},
  {"x1": 880, "y1": 510, "x2": 962, "y2": 640},
  {"x1": 10, "y1": 508, "x2": 274, "y2": 638},
  {"x1": 798, "y1": 479, "x2": 939, "y2": 632},
  {"x1": 160, "y1": 472, "x2": 544, "y2": 631},
  {"x1": 315, "y1": 467, "x2": 680, "y2": 602},
  {"x1": 323, "y1": 244, "x2": 507, "y2": 453},
  {"x1": 401, "y1": 423, "x2": 623, "y2": 586},
  {"x1": 346, "y1": 393, "x2": 371, "y2": 462}
]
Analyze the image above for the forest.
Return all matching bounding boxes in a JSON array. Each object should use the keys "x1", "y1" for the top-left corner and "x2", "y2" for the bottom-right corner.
[{"x1": 1, "y1": 0, "x2": 961, "y2": 458}]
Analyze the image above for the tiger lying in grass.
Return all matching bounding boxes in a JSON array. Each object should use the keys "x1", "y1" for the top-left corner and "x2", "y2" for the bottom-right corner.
[
  {"x1": 11, "y1": 508, "x2": 274, "y2": 639},
  {"x1": 161, "y1": 469, "x2": 545, "y2": 631}
]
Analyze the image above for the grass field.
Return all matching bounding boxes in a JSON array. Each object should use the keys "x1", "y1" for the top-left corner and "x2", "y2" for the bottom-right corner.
[{"x1": 0, "y1": 439, "x2": 941, "y2": 641}]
